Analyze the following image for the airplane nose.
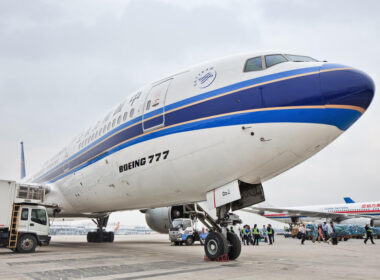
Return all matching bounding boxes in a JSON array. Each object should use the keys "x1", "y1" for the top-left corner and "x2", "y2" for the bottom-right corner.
[{"x1": 320, "y1": 64, "x2": 375, "y2": 111}]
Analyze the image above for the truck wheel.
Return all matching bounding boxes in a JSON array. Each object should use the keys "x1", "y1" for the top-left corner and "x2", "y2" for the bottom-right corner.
[
  {"x1": 16, "y1": 234, "x2": 37, "y2": 253},
  {"x1": 185, "y1": 236, "x2": 194, "y2": 246},
  {"x1": 227, "y1": 232, "x2": 241, "y2": 260},
  {"x1": 204, "y1": 232, "x2": 228, "y2": 261}
]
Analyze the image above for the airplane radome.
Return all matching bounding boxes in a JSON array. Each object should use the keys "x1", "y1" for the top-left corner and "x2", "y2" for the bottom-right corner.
[{"x1": 23, "y1": 52, "x2": 374, "y2": 260}]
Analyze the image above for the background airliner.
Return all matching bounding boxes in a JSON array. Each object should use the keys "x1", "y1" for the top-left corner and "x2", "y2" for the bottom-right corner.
[
  {"x1": 244, "y1": 197, "x2": 380, "y2": 226},
  {"x1": 15, "y1": 51, "x2": 374, "y2": 260}
]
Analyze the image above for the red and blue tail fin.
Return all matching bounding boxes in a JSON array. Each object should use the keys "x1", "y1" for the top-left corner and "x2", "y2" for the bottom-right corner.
[
  {"x1": 20, "y1": 141, "x2": 26, "y2": 179},
  {"x1": 343, "y1": 197, "x2": 355, "y2": 204}
]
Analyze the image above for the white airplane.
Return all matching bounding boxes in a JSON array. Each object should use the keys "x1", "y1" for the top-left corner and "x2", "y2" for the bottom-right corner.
[
  {"x1": 244, "y1": 197, "x2": 380, "y2": 226},
  {"x1": 13, "y1": 51, "x2": 374, "y2": 260}
]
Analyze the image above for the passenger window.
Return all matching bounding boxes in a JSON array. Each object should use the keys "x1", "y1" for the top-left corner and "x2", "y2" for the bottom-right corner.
[
  {"x1": 146, "y1": 100, "x2": 151, "y2": 111},
  {"x1": 107, "y1": 122, "x2": 111, "y2": 131},
  {"x1": 112, "y1": 119, "x2": 116, "y2": 127},
  {"x1": 130, "y1": 108, "x2": 135, "y2": 118},
  {"x1": 244, "y1": 56, "x2": 263, "y2": 72},
  {"x1": 21, "y1": 208, "x2": 29, "y2": 221},
  {"x1": 103, "y1": 125, "x2": 107, "y2": 133},
  {"x1": 95, "y1": 131, "x2": 98, "y2": 138},
  {"x1": 265, "y1": 54, "x2": 288, "y2": 68},
  {"x1": 123, "y1": 112, "x2": 128, "y2": 121},
  {"x1": 117, "y1": 115, "x2": 121, "y2": 125},
  {"x1": 31, "y1": 209, "x2": 47, "y2": 225}
]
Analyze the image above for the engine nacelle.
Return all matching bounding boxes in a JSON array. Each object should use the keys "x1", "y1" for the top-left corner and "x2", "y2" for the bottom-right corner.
[
  {"x1": 371, "y1": 219, "x2": 380, "y2": 227},
  {"x1": 144, "y1": 205, "x2": 190, "y2": 234},
  {"x1": 339, "y1": 217, "x2": 372, "y2": 226}
]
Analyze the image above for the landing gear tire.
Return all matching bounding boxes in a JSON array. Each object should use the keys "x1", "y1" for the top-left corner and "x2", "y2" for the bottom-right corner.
[
  {"x1": 226, "y1": 232, "x2": 241, "y2": 260},
  {"x1": 103, "y1": 232, "x2": 114, "y2": 242},
  {"x1": 87, "y1": 231, "x2": 96, "y2": 242},
  {"x1": 204, "y1": 232, "x2": 228, "y2": 261},
  {"x1": 185, "y1": 236, "x2": 194, "y2": 246},
  {"x1": 87, "y1": 231, "x2": 114, "y2": 243},
  {"x1": 16, "y1": 234, "x2": 37, "y2": 253}
]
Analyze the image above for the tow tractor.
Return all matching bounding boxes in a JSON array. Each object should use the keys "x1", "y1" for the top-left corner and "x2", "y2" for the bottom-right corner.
[
  {"x1": 169, "y1": 218, "x2": 208, "y2": 245},
  {"x1": 0, "y1": 180, "x2": 53, "y2": 253}
]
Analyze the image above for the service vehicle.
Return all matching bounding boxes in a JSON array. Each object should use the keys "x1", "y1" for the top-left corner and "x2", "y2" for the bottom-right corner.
[
  {"x1": 169, "y1": 218, "x2": 208, "y2": 245},
  {"x1": 0, "y1": 180, "x2": 51, "y2": 253}
]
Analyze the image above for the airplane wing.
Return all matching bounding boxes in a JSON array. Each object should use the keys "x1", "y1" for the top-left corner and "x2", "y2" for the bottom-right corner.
[{"x1": 242, "y1": 206, "x2": 376, "y2": 221}]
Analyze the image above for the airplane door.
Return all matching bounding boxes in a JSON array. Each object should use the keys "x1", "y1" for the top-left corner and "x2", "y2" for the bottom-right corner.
[{"x1": 142, "y1": 79, "x2": 172, "y2": 132}]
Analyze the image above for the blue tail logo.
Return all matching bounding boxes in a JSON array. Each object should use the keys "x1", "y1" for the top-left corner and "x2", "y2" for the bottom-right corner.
[
  {"x1": 20, "y1": 141, "x2": 26, "y2": 179},
  {"x1": 344, "y1": 197, "x2": 355, "y2": 204}
]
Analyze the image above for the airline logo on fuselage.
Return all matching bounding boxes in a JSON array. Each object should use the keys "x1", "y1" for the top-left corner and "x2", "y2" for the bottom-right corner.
[{"x1": 193, "y1": 67, "x2": 217, "y2": 88}]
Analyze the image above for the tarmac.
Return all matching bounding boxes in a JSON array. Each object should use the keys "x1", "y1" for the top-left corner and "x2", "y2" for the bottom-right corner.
[{"x1": 0, "y1": 234, "x2": 378, "y2": 280}]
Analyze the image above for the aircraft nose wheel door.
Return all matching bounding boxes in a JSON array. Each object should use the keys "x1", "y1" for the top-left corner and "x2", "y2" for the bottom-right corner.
[{"x1": 142, "y1": 79, "x2": 172, "y2": 132}]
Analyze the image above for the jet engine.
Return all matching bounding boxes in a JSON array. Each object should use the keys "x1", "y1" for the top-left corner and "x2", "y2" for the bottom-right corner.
[
  {"x1": 144, "y1": 205, "x2": 190, "y2": 233},
  {"x1": 372, "y1": 220, "x2": 380, "y2": 227}
]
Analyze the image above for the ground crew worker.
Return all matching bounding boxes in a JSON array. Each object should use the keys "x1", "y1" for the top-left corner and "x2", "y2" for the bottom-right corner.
[
  {"x1": 267, "y1": 224, "x2": 274, "y2": 245},
  {"x1": 239, "y1": 227, "x2": 244, "y2": 243},
  {"x1": 364, "y1": 224, "x2": 375, "y2": 244},
  {"x1": 299, "y1": 224, "x2": 306, "y2": 245},
  {"x1": 252, "y1": 224, "x2": 260, "y2": 245},
  {"x1": 262, "y1": 225, "x2": 268, "y2": 243},
  {"x1": 229, "y1": 226, "x2": 235, "y2": 233},
  {"x1": 243, "y1": 225, "x2": 250, "y2": 245}
]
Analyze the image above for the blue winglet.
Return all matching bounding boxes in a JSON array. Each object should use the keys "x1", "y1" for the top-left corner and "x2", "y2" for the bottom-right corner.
[{"x1": 344, "y1": 197, "x2": 355, "y2": 204}]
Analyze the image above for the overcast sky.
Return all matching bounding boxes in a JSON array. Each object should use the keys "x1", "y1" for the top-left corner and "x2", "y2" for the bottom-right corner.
[{"x1": 0, "y1": 0, "x2": 379, "y2": 227}]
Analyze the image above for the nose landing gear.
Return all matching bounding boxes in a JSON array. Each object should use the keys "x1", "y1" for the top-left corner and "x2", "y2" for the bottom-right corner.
[{"x1": 200, "y1": 204, "x2": 242, "y2": 261}]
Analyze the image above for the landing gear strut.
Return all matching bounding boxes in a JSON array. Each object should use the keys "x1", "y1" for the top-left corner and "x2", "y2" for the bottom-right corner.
[
  {"x1": 87, "y1": 216, "x2": 114, "y2": 243},
  {"x1": 192, "y1": 204, "x2": 242, "y2": 261}
]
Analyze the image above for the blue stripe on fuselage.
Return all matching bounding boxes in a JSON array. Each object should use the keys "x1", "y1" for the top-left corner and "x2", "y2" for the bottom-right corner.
[
  {"x1": 32, "y1": 66, "x2": 362, "y2": 184},
  {"x1": 46, "y1": 107, "x2": 359, "y2": 183}
]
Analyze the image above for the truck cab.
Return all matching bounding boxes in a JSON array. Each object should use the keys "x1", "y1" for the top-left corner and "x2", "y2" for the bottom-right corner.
[
  {"x1": 169, "y1": 218, "x2": 208, "y2": 245},
  {"x1": 19, "y1": 205, "x2": 50, "y2": 244}
]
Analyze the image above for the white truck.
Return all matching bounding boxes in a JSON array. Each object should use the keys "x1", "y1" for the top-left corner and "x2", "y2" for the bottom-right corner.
[
  {"x1": 0, "y1": 180, "x2": 51, "y2": 253},
  {"x1": 169, "y1": 218, "x2": 208, "y2": 245}
]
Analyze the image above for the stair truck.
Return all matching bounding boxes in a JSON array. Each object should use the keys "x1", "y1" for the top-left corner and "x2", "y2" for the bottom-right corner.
[{"x1": 0, "y1": 180, "x2": 51, "y2": 253}]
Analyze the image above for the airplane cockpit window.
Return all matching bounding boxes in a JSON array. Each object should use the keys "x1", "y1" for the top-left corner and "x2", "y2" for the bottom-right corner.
[
  {"x1": 285, "y1": 54, "x2": 318, "y2": 62},
  {"x1": 265, "y1": 54, "x2": 288, "y2": 68},
  {"x1": 244, "y1": 56, "x2": 263, "y2": 72}
]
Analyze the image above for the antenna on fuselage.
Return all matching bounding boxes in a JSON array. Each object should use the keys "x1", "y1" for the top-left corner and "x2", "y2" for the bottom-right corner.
[{"x1": 20, "y1": 141, "x2": 26, "y2": 179}]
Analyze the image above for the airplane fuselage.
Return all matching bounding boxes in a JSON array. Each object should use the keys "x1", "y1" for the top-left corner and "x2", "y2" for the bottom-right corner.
[
  {"x1": 263, "y1": 202, "x2": 380, "y2": 224},
  {"x1": 24, "y1": 52, "x2": 374, "y2": 217}
]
